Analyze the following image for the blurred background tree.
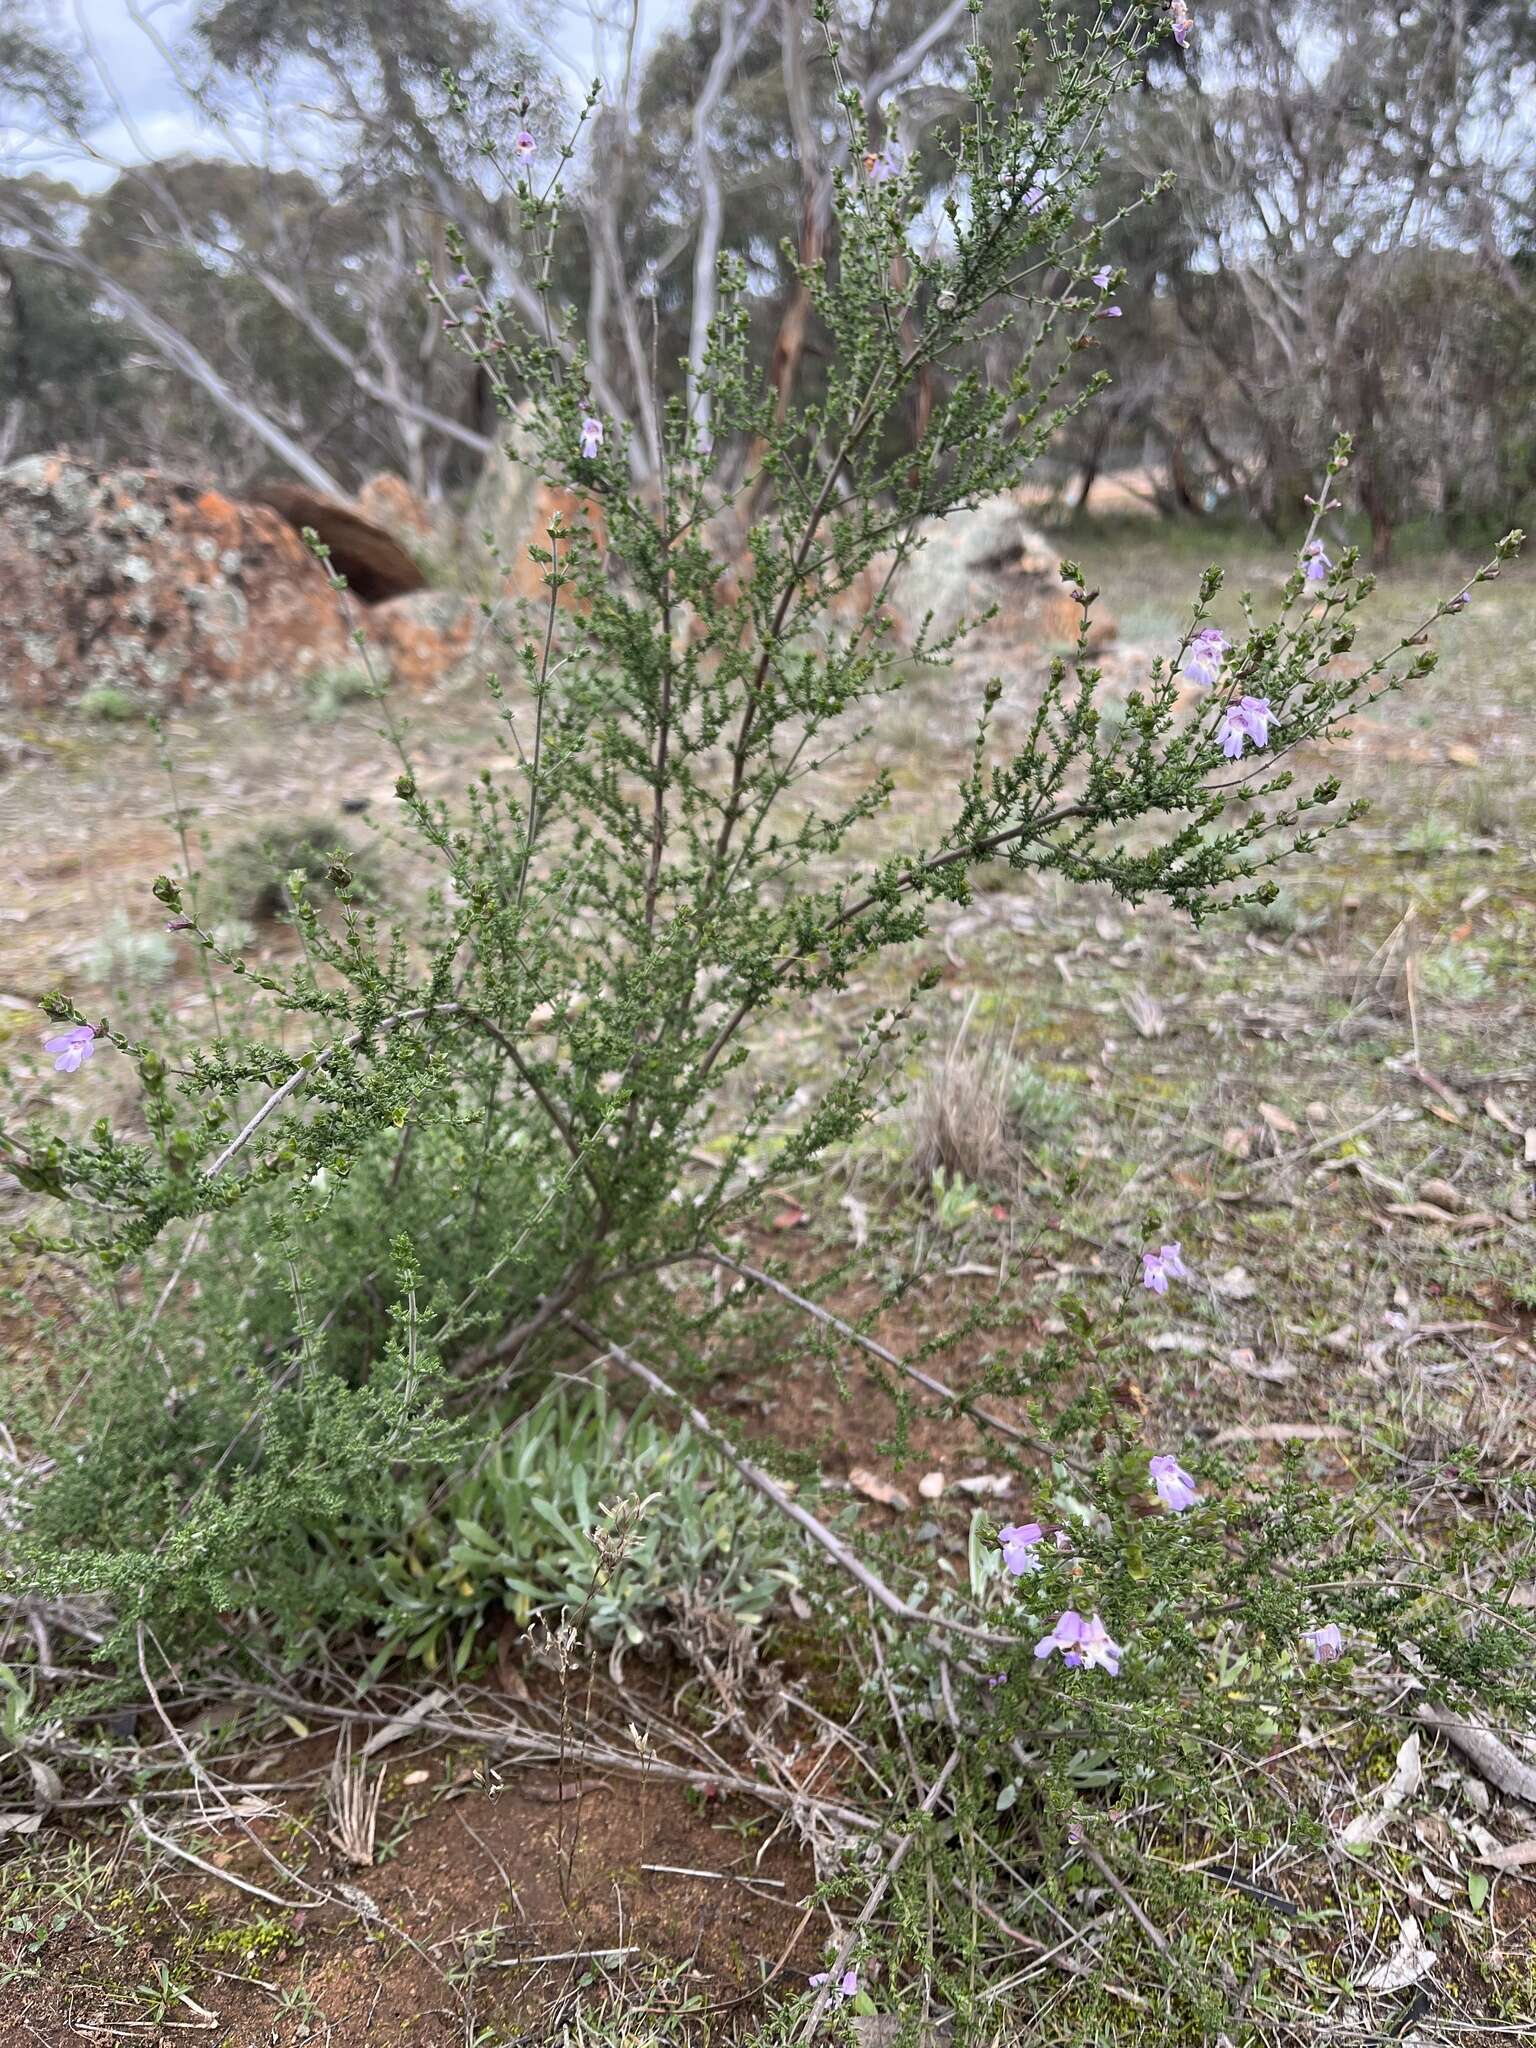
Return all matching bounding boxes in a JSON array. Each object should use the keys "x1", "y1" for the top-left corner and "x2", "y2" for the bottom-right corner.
[{"x1": 0, "y1": 0, "x2": 1530, "y2": 545}]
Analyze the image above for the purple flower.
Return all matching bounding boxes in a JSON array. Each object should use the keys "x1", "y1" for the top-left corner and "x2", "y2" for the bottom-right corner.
[
  {"x1": 809, "y1": 1968, "x2": 859, "y2": 2001},
  {"x1": 1035, "y1": 1609, "x2": 1122, "y2": 1676},
  {"x1": 1141, "y1": 1242, "x2": 1189, "y2": 1294},
  {"x1": 1170, "y1": 0, "x2": 1194, "y2": 46},
  {"x1": 863, "y1": 144, "x2": 903, "y2": 182},
  {"x1": 983, "y1": 1670, "x2": 1009, "y2": 1689},
  {"x1": 1302, "y1": 539, "x2": 1331, "y2": 583},
  {"x1": 1003, "y1": 173, "x2": 1048, "y2": 214},
  {"x1": 579, "y1": 414, "x2": 603, "y2": 460},
  {"x1": 1181, "y1": 626, "x2": 1228, "y2": 687},
  {"x1": 1091, "y1": 267, "x2": 1113, "y2": 291},
  {"x1": 999, "y1": 1521, "x2": 1045, "y2": 1576},
  {"x1": 1095, "y1": 304, "x2": 1122, "y2": 320},
  {"x1": 513, "y1": 129, "x2": 536, "y2": 162},
  {"x1": 1219, "y1": 695, "x2": 1273, "y2": 759},
  {"x1": 1302, "y1": 1622, "x2": 1344, "y2": 1663},
  {"x1": 43, "y1": 1023, "x2": 96, "y2": 1074},
  {"x1": 1446, "y1": 589, "x2": 1471, "y2": 614},
  {"x1": 1149, "y1": 1454, "x2": 1200, "y2": 1513}
]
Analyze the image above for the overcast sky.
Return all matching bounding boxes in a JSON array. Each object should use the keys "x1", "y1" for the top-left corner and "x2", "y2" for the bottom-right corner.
[{"x1": 19, "y1": 0, "x2": 673, "y2": 190}]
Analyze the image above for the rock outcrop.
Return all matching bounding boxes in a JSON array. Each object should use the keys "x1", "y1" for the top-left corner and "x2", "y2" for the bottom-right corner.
[
  {"x1": 0, "y1": 451, "x2": 1109, "y2": 715},
  {"x1": 0, "y1": 457, "x2": 463, "y2": 710},
  {"x1": 0, "y1": 456, "x2": 356, "y2": 708},
  {"x1": 366, "y1": 589, "x2": 479, "y2": 692},
  {"x1": 880, "y1": 495, "x2": 1116, "y2": 657}
]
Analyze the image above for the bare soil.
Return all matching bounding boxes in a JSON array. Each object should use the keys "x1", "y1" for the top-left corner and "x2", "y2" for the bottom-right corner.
[{"x1": 6, "y1": 520, "x2": 1536, "y2": 2041}]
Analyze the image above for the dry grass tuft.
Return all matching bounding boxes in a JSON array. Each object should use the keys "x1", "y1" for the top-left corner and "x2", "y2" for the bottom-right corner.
[{"x1": 908, "y1": 1003, "x2": 1014, "y2": 1195}]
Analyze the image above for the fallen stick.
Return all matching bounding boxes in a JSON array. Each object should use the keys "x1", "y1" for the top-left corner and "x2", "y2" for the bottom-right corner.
[
  {"x1": 795, "y1": 1750, "x2": 960, "y2": 2043},
  {"x1": 1082, "y1": 1840, "x2": 1170, "y2": 1959},
  {"x1": 129, "y1": 1801, "x2": 310, "y2": 1911},
  {"x1": 570, "y1": 1316, "x2": 1020, "y2": 1650},
  {"x1": 1416, "y1": 1702, "x2": 1536, "y2": 1803},
  {"x1": 228, "y1": 1681, "x2": 885, "y2": 1836},
  {"x1": 706, "y1": 1251, "x2": 1042, "y2": 1452}
]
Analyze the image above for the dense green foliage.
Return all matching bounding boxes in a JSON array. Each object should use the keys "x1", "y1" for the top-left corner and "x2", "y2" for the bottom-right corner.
[
  {"x1": 0, "y1": 14, "x2": 1531, "y2": 2033},
  {"x1": 341, "y1": 1384, "x2": 802, "y2": 1675},
  {"x1": 2, "y1": 0, "x2": 1521, "y2": 1667}
]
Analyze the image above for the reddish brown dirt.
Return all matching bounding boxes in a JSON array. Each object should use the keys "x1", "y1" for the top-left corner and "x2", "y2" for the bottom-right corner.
[
  {"x1": 4, "y1": 1733, "x2": 819, "y2": 2044},
  {"x1": 713, "y1": 1225, "x2": 1065, "y2": 1522}
]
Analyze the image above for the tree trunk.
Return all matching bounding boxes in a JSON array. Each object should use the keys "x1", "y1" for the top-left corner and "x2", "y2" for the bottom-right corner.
[
  {"x1": 15, "y1": 233, "x2": 349, "y2": 499},
  {"x1": 688, "y1": 0, "x2": 774, "y2": 442}
]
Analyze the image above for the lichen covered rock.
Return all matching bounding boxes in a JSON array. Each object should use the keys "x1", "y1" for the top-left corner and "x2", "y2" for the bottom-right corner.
[
  {"x1": 0, "y1": 455, "x2": 355, "y2": 708},
  {"x1": 366, "y1": 589, "x2": 480, "y2": 692}
]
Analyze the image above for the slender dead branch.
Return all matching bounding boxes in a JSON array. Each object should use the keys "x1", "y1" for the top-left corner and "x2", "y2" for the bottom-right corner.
[
  {"x1": 706, "y1": 1249, "x2": 1052, "y2": 1456},
  {"x1": 129, "y1": 1801, "x2": 312, "y2": 1911},
  {"x1": 569, "y1": 1316, "x2": 1020, "y2": 1648},
  {"x1": 795, "y1": 1749, "x2": 960, "y2": 2041},
  {"x1": 1416, "y1": 1701, "x2": 1536, "y2": 1802},
  {"x1": 1081, "y1": 1840, "x2": 1171, "y2": 1959}
]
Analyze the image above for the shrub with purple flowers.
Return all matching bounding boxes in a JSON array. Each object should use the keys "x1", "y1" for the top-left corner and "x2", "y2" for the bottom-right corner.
[{"x1": 1, "y1": 5, "x2": 1528, "y2": 2034}]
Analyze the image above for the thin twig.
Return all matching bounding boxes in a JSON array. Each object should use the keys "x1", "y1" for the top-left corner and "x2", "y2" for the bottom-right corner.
[
  {"x1": 129, "y1": 1802, "x2": 311, "y2": 1911},
  {"x1": 570, "y1": 1316, "x2": 1021, "y2": 1649},
  {"x1": 795, "y1": 1750, "x2": 959, "y2": 2041},
  {"x1": 1082, "y1": 1839, "x2": 1171, "y2": 1960},
  {"x1": 708, "y1": 1249, "x2": 1061, "y2": 1459}
]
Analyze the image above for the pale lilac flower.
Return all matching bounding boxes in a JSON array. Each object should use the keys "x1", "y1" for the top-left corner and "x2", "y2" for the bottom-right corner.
[
  {"x1": 1446, "y1": 589, "x2": 1471, "y2": 613},
  {"x1": 999, "y1": 1521, "x2": 1045, "y2": 1576},
  {"x1": 809, "y1": 1968, "x2": 859, "y2": 2001},
  {"x1": 1091, "y1": 266, "x2": 1113, "y2": 290},
  {"x1": 1149, "y1": 1454, "x2": 1200, "y2": 1513},
  {"x1": 513, "y1": 129, "x2": 536, "y2": 162},
  {"x1": 983, "y1": 1670, "x2": 1009, "y2": 1689},
  {"x1": 1181, "y1": 626, "x2": 1228, "y2": 687},
  {"x1": 1170, "y1": 0, "x2": 1194, "y2": 47},
  {"x1": 1302, "y1": 539, "x2": 1331, "y2": 582},
  {"x1": 1095, "y1": 304, "x2": 1122, "y2": 320},
  {"x1": 44, "y1": 1024, "x2": 95, "y2": 1073},
  {"x1": 1302, "y1": 1622, "x2": 1344, "y2": 1663},
  {"x1": 1141, "y1": 1242, "x2": 1189, "y2": 1294},
  {"x1": 579, "y1": 414, "x2": 603, "y2": 460},
  {"x1": 1035, "y1": 1609, "x2": 1122, "y2": 1675},
  {"x1": 864, "y1": 144, "x2": 903, "y2": 182},
  {"x1": 1002, "y1": 172, "x2": 1048, "y2": 214},
  {"x1": 1219, "y1": 694, "x2": 1273, "y2": 759},
  {"x1": 454, "y1": 269, "x2": 475, "y2": 288}
]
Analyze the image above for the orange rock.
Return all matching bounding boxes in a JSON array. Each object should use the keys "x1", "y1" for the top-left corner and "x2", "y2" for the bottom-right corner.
[
  {"x1": 502, "y1": 482, "x2": 605, "y2": 612},
  {"x1": 365, "y1": 590, "x2": 479, "y2": 692},
  {"x1": 357, "y1": 472, "x2": 437, "y2": 548},
  {"x1": 0, "y1": 455, "x2": 355, "y2": 708}
]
